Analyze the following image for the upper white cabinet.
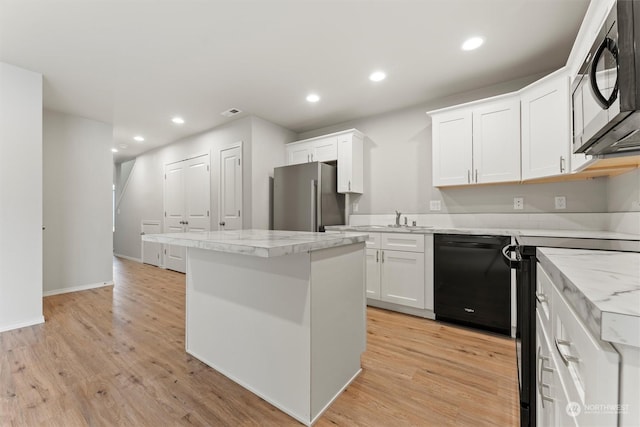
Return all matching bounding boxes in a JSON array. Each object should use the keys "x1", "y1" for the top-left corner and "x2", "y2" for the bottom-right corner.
[
  {"x1": 337, "y1": 131, "x2": 363, "y2": 193},
  {"x1": 431, "y1": 109, "x2": 472, "y2": 186},
  {"x1": 285, "y1": 136, "x2": 337, "y2": 165},
  {"x1": 286, "y1": 129, "x2": 364, "y2": 194},
  {"x1": 430, "y1": 96, "x2": 520, "y2": 187},
  {"x1": 521, "y1": 70, "x2": 571, "y2": 180}
]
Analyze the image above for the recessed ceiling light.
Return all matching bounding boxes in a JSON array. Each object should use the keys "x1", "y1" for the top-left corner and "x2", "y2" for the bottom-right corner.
[
  {"x1": 306, "y1": 93, "x2": 320, "y2": 103},
  {"x1": 133, "y1": 135, "x2": 145, "y2": 142},
  {"x1": 172, "y1": 117, "x2": 185, "y2": 124},
  {"x1": 111, "y1": 148, "x2": 118, "y2": 153},
  {"x1": 369, "y1": 71, "x2": 386, "y2": 82},
  {"x1": 462, "y1": 37, "x2": 484, "y2": 51}
]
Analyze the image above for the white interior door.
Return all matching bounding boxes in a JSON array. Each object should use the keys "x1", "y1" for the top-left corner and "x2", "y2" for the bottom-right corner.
[
  {"x1": 164, "y1": 162, "x2": 186, "y2": 272},
  {"x1": 219, "y1": 144, "x2": 242, "y2": 230},
  {"x1": 141, "y1": 221, "x2": 161, "y2": 266},
  {"x1": 185, "y1": 155, "x2": 210, "y2": 233}
]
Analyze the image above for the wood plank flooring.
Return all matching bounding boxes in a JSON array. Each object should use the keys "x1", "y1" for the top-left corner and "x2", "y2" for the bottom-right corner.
[{"x1": 0, "y1": 256, "x2": 518, "y2": 426}]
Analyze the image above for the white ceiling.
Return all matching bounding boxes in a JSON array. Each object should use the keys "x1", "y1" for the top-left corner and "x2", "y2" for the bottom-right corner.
[{"x1": 0, "y1": 0, "x2": 589, "y2": 163}]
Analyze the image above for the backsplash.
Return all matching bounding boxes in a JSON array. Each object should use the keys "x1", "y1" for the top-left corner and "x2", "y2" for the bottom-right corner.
[{"x1": 348, "y1": 212, "x2": 639, "y2": 235}]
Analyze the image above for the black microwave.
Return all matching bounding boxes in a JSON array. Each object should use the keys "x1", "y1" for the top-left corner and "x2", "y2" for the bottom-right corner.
[{"x1": 572, "y1": 0, "x2": 640, "y2": 156}]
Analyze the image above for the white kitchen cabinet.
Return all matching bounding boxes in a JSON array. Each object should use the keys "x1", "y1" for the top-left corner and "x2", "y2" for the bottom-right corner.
[
  {"x1": 365, "y1": 248, "x2": 381, "y2": 299},
  {"x1": 366, "y1": 232, "x2": 426, "y2": 310},
  {"x1": 337, "y1": 131, "x2": 363, "y2": 193},
  {"x1": 431, "y1": 109, "x2": 473, "y2": 186},
  {"x1": 285, "y1": 136, "x2": 338, "y2": 165},
  {"x1": 285, "y1": 129, "x2": 364, "y2": 194},
  {"x1": 286, "y1": 142, "x2": 312, "y2": 165},
  {"x1": 380, "y1": 249, "x2": 425, "y2": 309},
  {"x1": 430, "y1": 95, "x2": 520, "y2": 187},
  {"x1": 521, "y1": 70, "x2": 571, "y2": 180},
  {"x1": 473, "y1": 99, "x2": 521, "y2": 183},
  {"x1": 536, "y1": 262, "x2": 620, "y2": 427}
]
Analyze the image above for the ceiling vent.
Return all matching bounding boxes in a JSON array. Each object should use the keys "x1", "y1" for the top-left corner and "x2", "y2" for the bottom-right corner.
[{"x1": 221, "y1": 108, "x2": 242, "y2": 118}]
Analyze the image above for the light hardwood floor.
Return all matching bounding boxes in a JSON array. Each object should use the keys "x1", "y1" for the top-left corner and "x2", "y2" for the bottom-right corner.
[{"x1": 0, "y1": 257, "x2": 518, "y2": 426}]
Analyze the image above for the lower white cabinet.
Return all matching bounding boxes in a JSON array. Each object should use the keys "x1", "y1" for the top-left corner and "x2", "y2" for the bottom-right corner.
[
  {"x1": 365, "y1": 248, "x2": 381, "y2": 299},
  {"x1": 536, "y1": 263, "x2": 620, "y2": 427},
  {"x1": 380, "y1": 249, "x2": 425, "y2": 308},
  {"x1": 365, "y1": 232, "x2": 432, "y2": 310}
]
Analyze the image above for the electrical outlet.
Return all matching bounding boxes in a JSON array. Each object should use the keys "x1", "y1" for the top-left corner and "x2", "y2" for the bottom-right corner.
[
  {"x1": 513, "y1": 197, "x2": 524, "y2": 210},
  {"x1": 555, "y1": 196, "x2": 567, "y2": 210},
  {"x1": 353, "y1": 202, "x2": 359, "y2": 213},
  {"x1": 430, "y1": 200, "x2": 441, "y2": 211}
]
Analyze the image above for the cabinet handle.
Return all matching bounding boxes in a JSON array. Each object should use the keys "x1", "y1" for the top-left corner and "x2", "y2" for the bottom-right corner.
[
  {"x1": 311, "y1": 153, "x2": 314, "y2": 162},
  {"x1": 467, "y1": 170, "x2": 471, "y2": 184},
  {"x1": 475, "y1": 169, "x2": 478, "y2": 183},
  {"x1": 537, "y1": 347, "x2": 555, "y2": 408},
  {"x1": 307, "y1": 154, "x2": 310, "y2": 162},
  {"x1": 381, "y1": 251, "x2": 384, "y2": 263},
  {"x1": 554, "y1": 338, "x2": 580, "y2": 365},
  {"x1": 535, "y1": 292, "x2": 547, "y2": 304},
  {"x1": 376, "y1": 250, "x2": 379, "y2": 262},
  {"x1": 348, "y1": 180, "x2": 351, "y2": 191},
  {"x1": 560, "y1": 156, "x2": 565, "y2": 173}
]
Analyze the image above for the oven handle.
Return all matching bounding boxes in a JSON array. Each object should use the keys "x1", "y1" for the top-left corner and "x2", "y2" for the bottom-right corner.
[
  {"x1": 501, "y1": 244, "x2": 521, "y2": 269},
  {"x1": 589, "y1": 36, "x2": 619, "y2": 109}
]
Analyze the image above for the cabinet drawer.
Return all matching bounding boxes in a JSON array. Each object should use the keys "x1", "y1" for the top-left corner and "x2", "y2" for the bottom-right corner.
[
  {"x1": 381, "y1": 233, "x2": 425, "y2": 253},
  {"x1": 536, "y1": 264, "x2": 553, "y2": 335},
  {"x1": 365, "y1": 232, "x2": 381, "y2": 249},
  {"x1": 551, "y1": 284, "x2": 619, "y2": 426}
]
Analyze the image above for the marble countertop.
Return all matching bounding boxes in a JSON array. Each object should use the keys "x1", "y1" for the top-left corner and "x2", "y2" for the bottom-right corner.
[
  {"x1": 142, "y1": 229, "x2": 368, "y2": 258},
  {"x1": 537, "y1": 247, "x2": 640, "y2": 348},
  {"x1": 327, "y1": 225, "x2": 640, "y2": 241}
]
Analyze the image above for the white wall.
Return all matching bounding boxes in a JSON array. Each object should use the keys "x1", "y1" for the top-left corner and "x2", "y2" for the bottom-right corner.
[
  {"x1": 43, "y1": 110, "x2": 113, "y2": 295},
  {"x1": 251, "y1": 116, "x2": 297, "y2": 229},
  {"x1": 607, "y1": 169, "x2": 640, "y2": 212},
  {"x1": 0, "y1": 62, "x2": 44, "y2": 332},
  {"x1": 114, "y1": 117, "x2": 253, "y2": 260},
  {"x1": 297, "y1": 73, "x2": 609, "y2": 215}
]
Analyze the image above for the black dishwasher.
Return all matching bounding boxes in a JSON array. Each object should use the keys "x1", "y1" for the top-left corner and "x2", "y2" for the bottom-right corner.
[{"x1": 434, "y1": 234, "x2": 511, "y2": 335}]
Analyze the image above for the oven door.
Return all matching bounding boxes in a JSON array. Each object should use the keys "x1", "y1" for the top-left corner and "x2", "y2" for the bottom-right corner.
[{"x1": 502, "y1": 244, "x2": 535, "y2": 427}]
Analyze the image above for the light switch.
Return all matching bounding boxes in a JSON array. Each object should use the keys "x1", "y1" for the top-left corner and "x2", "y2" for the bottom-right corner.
[{"x1": 555, "y1": 196, "x2": 566, "y2": 209}]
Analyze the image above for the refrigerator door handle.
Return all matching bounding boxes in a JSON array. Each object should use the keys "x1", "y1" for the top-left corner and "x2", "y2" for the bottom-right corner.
[{"x1": 310, "y1": 179, "x2": 317, "y2": 231}]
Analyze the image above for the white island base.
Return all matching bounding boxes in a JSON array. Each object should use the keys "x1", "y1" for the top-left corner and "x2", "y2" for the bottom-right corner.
[{"x1": 185, "y1": 243, "x2": 366, "y2": 425}]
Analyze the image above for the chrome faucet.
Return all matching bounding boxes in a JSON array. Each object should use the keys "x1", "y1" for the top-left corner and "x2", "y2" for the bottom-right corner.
[{"x1": 395, "y1": 210, "x2": 402, "y2": 226}]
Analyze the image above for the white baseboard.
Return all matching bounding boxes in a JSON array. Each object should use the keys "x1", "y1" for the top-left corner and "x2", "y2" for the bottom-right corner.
[
  {"x1": 114, "y1": 253, "x2": 142, "y2": 263},
  {"x1": 43, "y1": 281, "x2": 114, "y2": 297},
  {"x1": 0, "y1": 316, "x2": 45, "y2": 333}
]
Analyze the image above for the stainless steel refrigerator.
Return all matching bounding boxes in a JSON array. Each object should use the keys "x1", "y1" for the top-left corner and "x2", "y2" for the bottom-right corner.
[{"x1": 273, "y1": 162, "x2": 345, "y2": 232}]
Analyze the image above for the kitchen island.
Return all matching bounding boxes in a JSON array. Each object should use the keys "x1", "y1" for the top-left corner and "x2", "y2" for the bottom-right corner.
[{"x1": 142, "y1": 230, "x2": 368, "y2": 426}]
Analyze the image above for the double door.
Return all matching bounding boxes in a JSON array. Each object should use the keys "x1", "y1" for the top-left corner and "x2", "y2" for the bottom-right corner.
[{"x1": 164, "y1": 154, "x2": 210, "y2": 272}]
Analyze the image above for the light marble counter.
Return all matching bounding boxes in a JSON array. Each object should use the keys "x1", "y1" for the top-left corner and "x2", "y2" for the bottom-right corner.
[
  {"x1": 537, "y1": 247, "x2": 640, "y2": 348},
  {"x1": 143, "y1": 229, "x2": 368, "y2": 258},
  {"x1": 327, "y1": 225, "x2": 640, "y2": 241}
]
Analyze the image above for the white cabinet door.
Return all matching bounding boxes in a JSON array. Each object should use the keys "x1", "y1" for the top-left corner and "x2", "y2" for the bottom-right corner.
[
  {"x1": 286, "y1": 142, "x2": 312, "y2": 165},
  {"x1": 185, "y1": 156, "x2": 210, "y2": 233},
  {"x1": 432, "y1": 109, "x2": 473, "y2": 186},
  {"x1": 337, "y1": 132, "x2": 363, "y2": 193},
  {"x1": 219, "y1": 144, "x2": 243, "y2": 230},
  {"x1": 473, "y1": 98, "x2": 521, "y2": 183},
  {"x1": 311, "y1": 136, "x2": 338, "y2": 163},
  {"x1": 365, "y1": 248, "x2": 381, "y2": 300},
  {"x1": 521, "y1": 72, "x2": 571, "y2": 180},
  {"x1": 381, "y1": 250, "x2": 425, "y2": 309},
  {"x1": 536, "y1": 312, "x2": 560, "y2": 427}
]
